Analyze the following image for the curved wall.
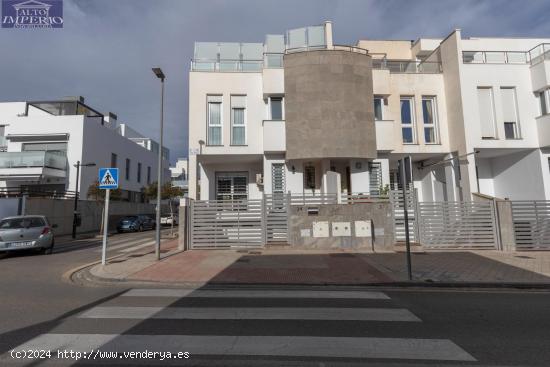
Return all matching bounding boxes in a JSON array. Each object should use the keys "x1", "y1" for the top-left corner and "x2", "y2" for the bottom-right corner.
[{"x1": 284, "y1": 50, "x2": 376, "y2": 160}]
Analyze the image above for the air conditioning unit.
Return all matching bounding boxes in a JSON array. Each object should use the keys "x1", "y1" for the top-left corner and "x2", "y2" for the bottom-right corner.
[{"x1": 256, "y1": 173, "x2": 264, "y2": 186}]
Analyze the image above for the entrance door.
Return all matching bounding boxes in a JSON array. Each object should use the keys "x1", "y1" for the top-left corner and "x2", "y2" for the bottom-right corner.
[{"x1": 215, "y1": 172, "x2": 248, "y2": 201}]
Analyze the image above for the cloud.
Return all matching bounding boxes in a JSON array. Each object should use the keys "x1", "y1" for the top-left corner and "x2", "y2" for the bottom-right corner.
[{"x1": 1, "y1": 0, "x2": 549, "y2": 163}]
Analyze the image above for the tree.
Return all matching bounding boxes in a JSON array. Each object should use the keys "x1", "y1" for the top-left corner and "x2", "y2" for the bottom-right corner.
[
  {"x1": 87, "y1": 180, "x2": 122, "y2": 201},
  {"x1": 143, "y1": 182, "x2": 184, "y2": 201}
]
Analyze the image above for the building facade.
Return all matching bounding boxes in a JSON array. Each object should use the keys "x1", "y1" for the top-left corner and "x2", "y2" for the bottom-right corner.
[
  {"x1": 0, "y1": 97, "x2": 171, "y2": 202},
  {"x1": 187, "y1": 22, "x2": 550, "y2": 202},
  {"x1": 170, "y1": 158, "x2": 188, "y2": 196}
]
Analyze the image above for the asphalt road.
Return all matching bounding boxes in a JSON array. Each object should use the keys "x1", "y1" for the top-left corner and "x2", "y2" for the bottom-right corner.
[{"x1": 0, "y1": 234, "x2": 549, "y2": 366}]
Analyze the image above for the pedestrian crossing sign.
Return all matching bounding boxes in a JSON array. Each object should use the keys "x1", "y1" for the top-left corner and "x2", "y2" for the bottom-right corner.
[{"x1": 98, "y1": 168, "x2": 119, "y2": 189}]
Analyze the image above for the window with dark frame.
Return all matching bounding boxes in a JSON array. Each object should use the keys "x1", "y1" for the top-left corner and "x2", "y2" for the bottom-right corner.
[
  {"x1": 111, "y1": 153, "x2": 117, "y2": 168},
  {"x1": 137, "y1": 162, "x2": 142, "y2": 183},
  {"x1": 147, "y1": 166, "x2": 151, "y2": 185},
  {"x1": 125, "y1": 158, "x2": 130, "y2": 180}
]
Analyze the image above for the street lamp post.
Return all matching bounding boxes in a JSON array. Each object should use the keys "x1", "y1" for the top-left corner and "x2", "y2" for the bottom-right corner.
[
  {"x1": 152, "y1": 67, "x2": 165, "y2": 260},
  {"x1": 72, "y1": 161, "x2": 96, "y2": 239}
]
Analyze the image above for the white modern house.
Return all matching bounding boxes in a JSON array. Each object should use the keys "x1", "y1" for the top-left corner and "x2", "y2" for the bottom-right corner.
[
  {"x1": 187, "y1": 22, "x2": 550, "y2": 202},
  {"x1": 170, "y1": 158, "x2": 188, "y2": 195},
  {"x1": 0, "y1": 97, "x2": 171, "y2": 202}
]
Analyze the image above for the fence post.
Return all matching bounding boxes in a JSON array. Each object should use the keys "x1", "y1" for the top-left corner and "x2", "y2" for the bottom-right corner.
[
  {"x1": 261, "y1": 193, "x2": 267, "y2": 246},
  {"x1": 492, "y1": 198, "x2": 502, "y2": 251},
  {"x1": 188, "y1": 199, "x2": 194, "y2": 250},
  {"x1": 414, "y1": 188, "x2": 421, "y2": 245}
]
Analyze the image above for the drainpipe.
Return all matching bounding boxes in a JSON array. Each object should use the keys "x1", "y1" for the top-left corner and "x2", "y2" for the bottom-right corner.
[{"x1": 324, "y1": 21, "x2": 333, "y2": 49}]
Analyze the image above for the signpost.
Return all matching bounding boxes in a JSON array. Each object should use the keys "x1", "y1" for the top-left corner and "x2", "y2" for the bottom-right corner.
[
  {"x1": 98, "y1": 168, "x2": 119, "y2": 265},
  {"x1": 398, "y1": 156, "x2": 413, "y2": 281}
]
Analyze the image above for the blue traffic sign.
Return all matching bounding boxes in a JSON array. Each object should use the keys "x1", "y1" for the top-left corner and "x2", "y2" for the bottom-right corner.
[{"x1": 98, "y1": 168, "x2": 119, "y2": 189}]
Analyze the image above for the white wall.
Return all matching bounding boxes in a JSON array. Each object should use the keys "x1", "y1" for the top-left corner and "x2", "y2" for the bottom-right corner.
[
  {"x1": 81, "y1": 118, "x2": 170, "y2": 197},
  {"x1": 188, "y1": 71, "x2": 265, "y2": 198},
  {"x1": 490, "y1": 149, "x2": 546, "y2": 200}
]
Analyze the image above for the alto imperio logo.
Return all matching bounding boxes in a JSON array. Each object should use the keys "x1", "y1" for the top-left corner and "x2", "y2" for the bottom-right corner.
[{"x1": 2, "y1": 0, "x2": 63, "y2": 28}]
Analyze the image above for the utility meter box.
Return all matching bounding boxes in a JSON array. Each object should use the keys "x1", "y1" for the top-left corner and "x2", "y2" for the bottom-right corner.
[
  {"x1": 312, "y1": 221, "x2": 329, "y2": 237},
  {"x1": 332, "y1": 222, "x2": 351, "y2": 236}
]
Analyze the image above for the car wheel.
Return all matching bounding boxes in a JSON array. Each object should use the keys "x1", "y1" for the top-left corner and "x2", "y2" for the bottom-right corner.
[{"x1": 42, "y1": 241, "x2": 54, "y2": 255}]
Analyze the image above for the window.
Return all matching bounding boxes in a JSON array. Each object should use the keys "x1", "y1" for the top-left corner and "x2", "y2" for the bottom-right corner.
[
  {"x1": 111, "y1": 153, "x2": 117, "y2": 168},
  {"x1": 147, "y1": 166, "x2": 151, "y2": 184},
  {"x1": 272, "y1": 163, "x2": 285, "y2": 194},
  {"x1": 477, "y1": 87, "x2": 497, "y2": 138},
  {"x1": 501, "y1": 87, "x2": 520, "y2": 139},
  {"x1": 137, "y1": 162, "x2": 142, "y2": 183},
  {"x1": 374, "y1": 96, "x2": 385, "y2": 120},
  {"x1": 22, "y1": 142, "x2": 67, "y2": 153},
  {"x1": 304, "y1": 165, "x2": 316, "y2": 189},
  {"x1": 270, "y1": 96, "x2": 283, "y2": 120},
  {"x1": 231, "y1": 96, "x2": 246, "y2": 145},
  {"x1": 216, "y1": 172, "x2": 248, "y2": 201},
  {"x1": 539, "y1": 90, "x2": 548, "y2": 116},
  {"x1": 400, "y1": 97, "x2": 415, "y2": 144},
  {"x1": 125, "y1": 158, "x2": 130, "y2": 180},
  {"x1": 207, "y1": 95, "x2": 222, "y2": 145},
  {"x1": 422, "y1": 97, "x2": 438, "y2": 144}
]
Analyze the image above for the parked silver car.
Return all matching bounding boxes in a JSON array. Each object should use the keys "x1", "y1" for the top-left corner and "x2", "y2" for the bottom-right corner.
[{"x1": 0, "y1": 216, "x2": 55, "y2": 254}]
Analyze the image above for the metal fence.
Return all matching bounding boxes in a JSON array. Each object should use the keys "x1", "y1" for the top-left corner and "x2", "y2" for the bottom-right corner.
[
  {"x1": 389, "y1": 189, "x2": 418, "y2": 243},
  {"x1": 418, "y1": 201, "x2": 498, "y2": 249},
  {"x1": 264, "y1": 194, "x2": 289, "y2": 244},
  {"x1": 189, "y1": 199, "x2": 264, "y2": 249},
  {"x1": 511, "y1": 201, "x2": 550, "y2": 250}
]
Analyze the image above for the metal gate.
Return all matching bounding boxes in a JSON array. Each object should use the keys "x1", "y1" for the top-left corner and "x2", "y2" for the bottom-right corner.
[
  {"x1": 390, "y1": 188, "x2": 418, "y2": 242},
  {"x1": 511, "y1": 201, "x2": 550, "y2": 250},
  {"x1": 190, "y1": 199, "x2": 263, "y2": 249},
  {"x1": 264, "y1": 194, "x2": 288, "y2": 244},
  {"x1": 418, "y1": 201, "x2": 497, "y2": 249}
]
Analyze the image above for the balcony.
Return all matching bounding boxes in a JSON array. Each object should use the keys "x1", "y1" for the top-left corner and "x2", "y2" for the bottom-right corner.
[
  {"x1": 536, "y1": 114, "x2": 550, "y2": 147},
  {"x1": 263, "y1": 120, "x2": 286, "y2": 152},
  {"x1": 372, "y1": 59, "x2": 442, "y2": 73},
  {"x1": 0, "y1": 151, "x2": 67, "y2": 180}
]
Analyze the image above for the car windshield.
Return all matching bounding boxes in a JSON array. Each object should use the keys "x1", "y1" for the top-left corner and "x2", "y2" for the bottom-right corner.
[
  {"x1": 0, "y1": 217, "x2": 45, "y2": 229},
  {"x1": 122, "y1": 216, "x2": 138, "y2": 221}
]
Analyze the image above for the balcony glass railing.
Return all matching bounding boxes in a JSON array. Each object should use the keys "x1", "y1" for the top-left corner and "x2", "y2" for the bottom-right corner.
[
  {"x1": 372, "y1": 59, "x2": 442, "y2": 73},
  {"x1": 0, "y1": 151, "x2": 66, "y2": 170},
  {"x1": 462, "y1": 51, "x2": 529, "y2": 64},
  {"x1": 528, "y1": 43, "x2": 550, "y2": 65}
]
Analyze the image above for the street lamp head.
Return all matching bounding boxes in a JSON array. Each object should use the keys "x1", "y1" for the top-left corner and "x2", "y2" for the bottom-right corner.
[{"x1": 152, "y1": 67, "x2": 165, "y2": 80}]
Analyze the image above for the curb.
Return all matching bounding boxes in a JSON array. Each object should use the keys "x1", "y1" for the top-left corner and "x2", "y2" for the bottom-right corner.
[{"x1": 69, "y1": 263, "x2": 550, "y2": 291}]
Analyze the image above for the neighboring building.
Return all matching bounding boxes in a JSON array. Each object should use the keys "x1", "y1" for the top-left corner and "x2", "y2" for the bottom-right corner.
[
  {"x1": 188, "y1": 22, "x2": 550, "y2": 202},
  {"x1": 170, "y1": 158, "x2": 188, "y2": 196},
  {"x1": 0, "y1": 97, "x2": 171, "y2": 202}
]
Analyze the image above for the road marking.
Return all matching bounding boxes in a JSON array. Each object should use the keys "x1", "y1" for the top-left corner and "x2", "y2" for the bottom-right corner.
[
  {"x1": 119, "y1": 240, "x2": 156, "y2": 253},
  {"x1": 79, "y1": 306, "x2": 420, "y2": 321},
  {"x1": 94, "y1": 237, "x2": 155, "y2": 252},
  {"x1": 122, "y1": 288, "x2": 391, "y2": 299},
  {"x1": 9, "y1": 334, "x2": 476, "y2": 361}
]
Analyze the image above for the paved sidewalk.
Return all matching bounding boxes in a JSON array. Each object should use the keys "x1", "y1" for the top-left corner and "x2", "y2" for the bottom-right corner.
[{"x1": 84, "y1": 246, "x2": 550, "y2": 287}]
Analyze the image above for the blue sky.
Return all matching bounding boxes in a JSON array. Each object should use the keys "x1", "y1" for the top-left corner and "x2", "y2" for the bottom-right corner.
[{"x1": 1, "y1": 0, "x2": 550, "y2": 163}]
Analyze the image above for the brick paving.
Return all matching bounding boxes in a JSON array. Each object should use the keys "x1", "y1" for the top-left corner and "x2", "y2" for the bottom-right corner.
[{"x1": 89, "y1": 246, "x2": 550, "y2": 286}]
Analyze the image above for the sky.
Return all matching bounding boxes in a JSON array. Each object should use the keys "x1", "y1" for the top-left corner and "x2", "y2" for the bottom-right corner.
[{"x1": 1, "y1": 0, "x2": 550, "y2": 164}]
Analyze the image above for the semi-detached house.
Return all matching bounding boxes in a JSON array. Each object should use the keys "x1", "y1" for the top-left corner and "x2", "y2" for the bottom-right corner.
[{"x1": 188, "y1": 22, "x2": 550, "y2": 202}]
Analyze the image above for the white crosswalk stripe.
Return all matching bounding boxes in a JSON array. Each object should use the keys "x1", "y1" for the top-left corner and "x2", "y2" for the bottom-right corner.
[
  {"x1": 79, "y1": 306, "x2": 421, "y2": 321},
  {"x1": 12, "y1": 334, "x2": 476, "y2": 361},
  {"x1": 4, "y1": 288, "x2": 477, "y2": 363},
  {"x1": 122, "y1": 288, "x2": 390, "y2": 299}
]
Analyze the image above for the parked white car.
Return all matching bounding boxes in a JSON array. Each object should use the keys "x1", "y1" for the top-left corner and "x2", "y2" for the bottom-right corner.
[
  {"x1": 0, "y1": 215, "x2": 56, "y2": 254},
  {"x1": 160, "y1": 214, "x2": 178, "y2": 226}
]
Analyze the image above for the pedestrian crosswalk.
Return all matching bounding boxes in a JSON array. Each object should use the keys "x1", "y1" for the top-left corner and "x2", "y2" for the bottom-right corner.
[{"x1": 5, "y1": 288, "x2": 477, "y2": 364}]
